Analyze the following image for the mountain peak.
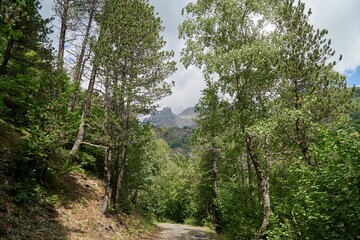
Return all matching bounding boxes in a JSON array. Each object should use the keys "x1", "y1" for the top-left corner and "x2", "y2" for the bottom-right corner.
[
  {"x1": 144, "y1": 107, "x2": 197, "y2": 128},
  {"x1": 180, "y1": 107, "x2": 196, "y2": 116}
]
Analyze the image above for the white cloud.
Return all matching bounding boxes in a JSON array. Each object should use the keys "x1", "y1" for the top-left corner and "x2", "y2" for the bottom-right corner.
[
  {"x1": 153, "y1": 0, "x2": 360, "y2": 111},
  {"x1": 302, "y1": 0, "x2": 360, "y2": 73},
  {"x1": 150, "y1": 0, "x2": 205, "y2": 113},
  {"x1": 39, "y1": 0, "x2": 360, "y2": 112}
]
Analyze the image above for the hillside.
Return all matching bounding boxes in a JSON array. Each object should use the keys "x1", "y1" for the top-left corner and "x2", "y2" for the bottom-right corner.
[
  {"x1": 159, "y1": 127, "x2": 193, "y2": 156},
  {"x1": 0, "y1": 169, "x2": 154, "y2": 239},
  {"x1": 0, "y1": 122, "x2": 154, "y2": 239}
]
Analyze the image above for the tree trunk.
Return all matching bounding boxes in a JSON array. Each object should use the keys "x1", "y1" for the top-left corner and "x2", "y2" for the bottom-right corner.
[
  {"x1": 295, "y1": 118, "x2": 312, "y2": 165},
  {"x1": 110, "y1": 135, "x2": 121, "y2": 207},
  {"x1": 70, "y1": 65, "x2": 97, "y2": 155},
  {"x1": 113, "y1": 109, "x2": 130, "y2": 212},
  {"x1": 103, "y1": 72, "x2": 113, "y2": 212},
  {"x1": 70, "y1": 0, "x2": 95, "y2": 111},
  {"x1": 246, "y1": 152, "x2": 256, "y2": 207},
  {"x1": 294, "y1": 79, "x2": 312, "y2": 165},
  {"x1": 102, "y1": 147, "x2": 112, "y2": 214},
  {"x1": 238, "y1": 153, "x2": 249, "y2": 208},
  {"x1": 245, "y1": 133, "x2": 271, "y2": 239},
  {"x1": 211, "y1": 147, "x2": 221, "y2": 233},
  {"x1": 57, "y1": 0, "x2": 69, "y2": 69},
  {"x1": 0, "y1": 38, "x2": 14, "y2": 75}
]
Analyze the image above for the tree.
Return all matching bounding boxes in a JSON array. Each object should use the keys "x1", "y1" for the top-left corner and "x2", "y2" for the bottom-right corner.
[
  {"x1": 180, "y1": 0, "x2": 278, "y2": 237},
  {"x1": 193, "y1": 82, "x2": 224, "y2": 232},
  {"x1": 0, "y1": 0, "x2": 56, "y2": 126},
  {"x1": 0, "y1": 0, "x2": 52, "y2": 76},
  {"x1": 68, "y1": 0, "x2": 102, "y2": 111},
  {"x1": 87, "y1": 0, "x2": 175, "y2": 212},
  {"x1": 180, "y1": 0, "x2": 352, "y2": 238},
  {"x1": 273, "y1": 0, "x2": 350, "y2": 165}
]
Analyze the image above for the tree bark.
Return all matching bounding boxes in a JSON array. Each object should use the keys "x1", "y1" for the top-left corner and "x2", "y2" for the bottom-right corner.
[
  {"x1": 246, "y1": 152, "x2": 256, "y2": 207},
  {"x1": 70, "y1": 0, "x2": 96, "y2": 111},
  {"x1": 111, "y1": 134, "x2": 121, "y2": 207},
  {"x1": 113, "y1": 108, "x2": 130, "y2": 212},
  {"x1": 102, "y1": 72, "x2": 113, "y2": 213},
  {"x1": 295, "y1": 118, "x2": 312, "y2": 165},
  {"x1": 245, "y1": 133, "x2": 271, "y2": 239},
  {"x1": 102, "y1": 146, "x2": 112, "y2": 213},
  {"x1": 70, "y1": 64, "x2": 97, "y2": 155},
  {"x1": 0, "y1": 38, "x2": 14, "y2": 75},
  {"x1": 211, "y1": 147, "x2": 221, "y2": 233},
  {"x1": 293, "y1": 79, "x2": 312, "y2": 165},
  {"x1": 57, "y1": 0, "x2": 70, "y2": 69}
]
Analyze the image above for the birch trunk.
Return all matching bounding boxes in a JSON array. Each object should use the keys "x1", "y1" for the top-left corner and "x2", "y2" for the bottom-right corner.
[{"x1": 245, "y1": 134, "x2": 271, "y2": 239}]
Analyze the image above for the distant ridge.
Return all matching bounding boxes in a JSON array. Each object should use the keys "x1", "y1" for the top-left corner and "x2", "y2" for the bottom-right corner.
[{"x1": 144, "y1": 107, "x2": 197, "y2": 128}]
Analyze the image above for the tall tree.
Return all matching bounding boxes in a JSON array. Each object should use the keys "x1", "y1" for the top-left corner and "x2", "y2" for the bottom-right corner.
[
  {"x1": 0, "y1": 0, "x2": 52, "y2": 76},
  {"x1": 181, "y1": 0, "x2": 351, "y2": 238},
  {"x1": 69, "y1": 0, "x2": 102, "y2": 111},
  {"x1": 54, "y1": 0, "x2": 70, "y2": 69},
  {"x1": 193, "y1": 81, "x2": 224, "y2": 232},
  {"x1": 88, "y1": 0, "x2": 175, "y2": 212},
  {"x1": 180, "y1": 0, "x2": 278, "y2": 236},
  {"x1": 273, "y1": 0, "x2": 350, "y2": 165},
  {"x1": 0, "y1": 0, "x2": 56, "y2": 126}
]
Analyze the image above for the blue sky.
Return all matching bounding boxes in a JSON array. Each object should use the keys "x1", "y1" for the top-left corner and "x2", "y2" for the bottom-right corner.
[{"x1": 346, "y1": 67, "x2": 360, "y2": 86}]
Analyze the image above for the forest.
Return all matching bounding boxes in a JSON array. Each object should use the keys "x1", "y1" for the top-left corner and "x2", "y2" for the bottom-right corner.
[{"x1": 0, "y1": 0, "x2": 359, "y2": 239}]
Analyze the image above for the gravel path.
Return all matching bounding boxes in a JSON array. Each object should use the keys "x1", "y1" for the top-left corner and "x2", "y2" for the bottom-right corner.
[{"x1": 144, "y1": 223, "x2": 217, "y2": 240}]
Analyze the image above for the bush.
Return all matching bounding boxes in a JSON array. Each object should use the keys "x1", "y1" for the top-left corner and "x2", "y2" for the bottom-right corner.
[{"x1": 269, "y1": 129, "x2": 360, "y2": 239}]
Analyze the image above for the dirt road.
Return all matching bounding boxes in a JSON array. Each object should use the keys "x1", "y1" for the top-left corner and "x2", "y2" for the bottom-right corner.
[{"x1": 144, "y1": 223, "x2": 218, "y2": 240}]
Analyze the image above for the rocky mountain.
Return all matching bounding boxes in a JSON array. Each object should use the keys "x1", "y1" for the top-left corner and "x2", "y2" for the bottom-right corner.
[{"x1": 144, "y1": 107, "x2": 197, "y2": 128}]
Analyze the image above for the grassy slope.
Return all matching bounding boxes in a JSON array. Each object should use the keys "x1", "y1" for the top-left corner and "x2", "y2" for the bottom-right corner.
[
  {"x1": 1, "y1": 173, "x2": 156, "y2": 240},
  {"x1": 0, "y1": 121, "x2": 155, "y2": 240}
]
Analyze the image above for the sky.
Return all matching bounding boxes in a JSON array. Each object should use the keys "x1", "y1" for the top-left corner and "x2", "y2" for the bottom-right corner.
[{"x1": 40, "y1": 0, "x2": 360, "y2": 114}]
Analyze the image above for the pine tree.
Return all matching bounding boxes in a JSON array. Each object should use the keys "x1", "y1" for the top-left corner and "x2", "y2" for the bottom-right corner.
[
  {"x1": 88, "y1": 0, "x2": 176, "y2": 212},
  {"x1": 273, "y1": 0, "x2": 350, "y2": 165}
]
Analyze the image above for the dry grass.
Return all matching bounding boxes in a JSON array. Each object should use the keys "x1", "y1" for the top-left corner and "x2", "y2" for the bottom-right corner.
[
  {"x1": 0, "y1": 171, "x2": 156, "y2": 240},
  {"x1": 55, "y1": 172, "x2": 131, "y2": 240}
]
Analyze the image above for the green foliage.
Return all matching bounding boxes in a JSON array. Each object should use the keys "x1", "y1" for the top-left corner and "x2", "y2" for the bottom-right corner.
[
  {"x1": 180, "y1": 0, "x2": 354, "y2": 238},
  {"x1": 159, "y1": 127, "x2": 192, "y2": 155},
  {"x1": 1, "y1": 1, "x2": 359, "y2": 239},
  {"x1": 95, "y1": 0, "x2": 175, "y2": 115},
  {"x1": 218, "y1": 181, "x2": 261, "y2": 239},
  {"x1": 73, "y1": 151, "x2": 97, "y2": 171},
  {"x1": 350, "y1": 87, "x2": 360, "y2": 133},
  {"x1": 132, "y1": 136, "x2": 195, "y2": 223},
  {"x1": 269, "y1": 129, "x2": 360, "y2": 239},
  {"x1": 0, "y1": 0, "x2": 53, "y2": 76},
  {"x1": 3, "y1": 71, "x2": 74, "y2": 188}
]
